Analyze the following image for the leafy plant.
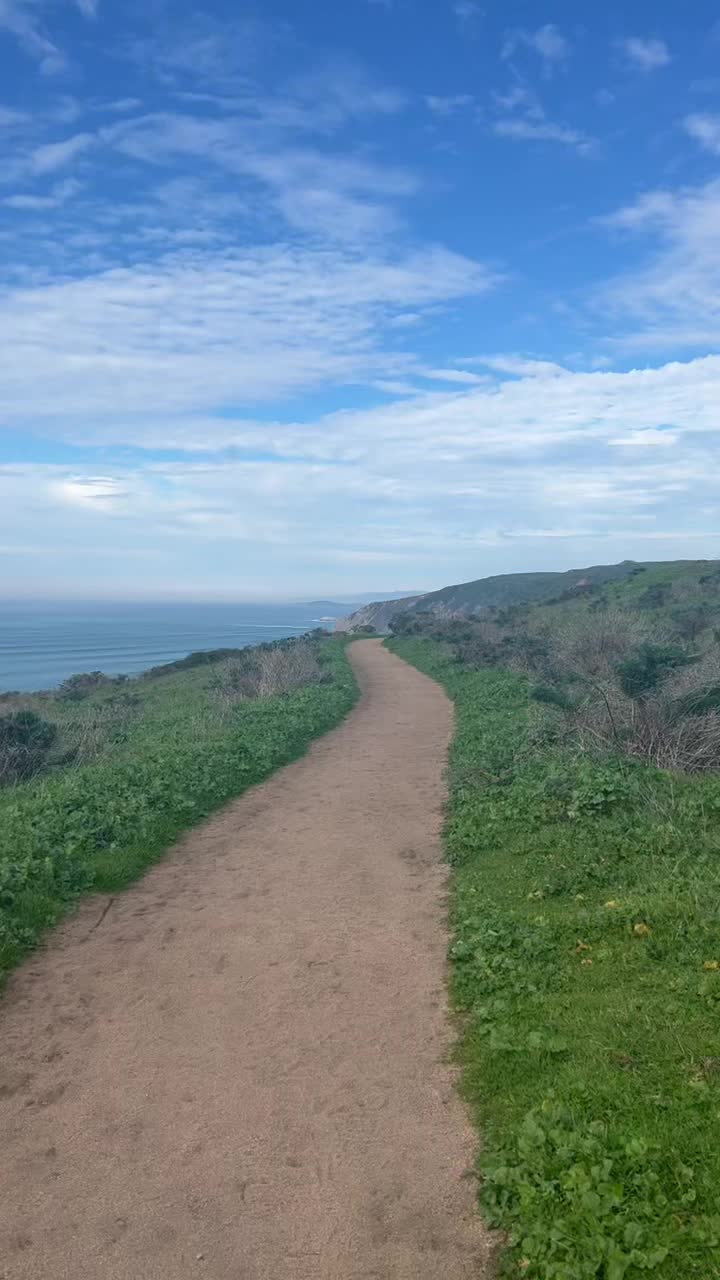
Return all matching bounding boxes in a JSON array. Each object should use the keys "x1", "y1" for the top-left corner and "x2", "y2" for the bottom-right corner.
[
  {"x1": 617, "y1": 645, "x2": 695, "y2": 700},
  {"x1": 57, "y1": 671, "x2": 115, "y2": 701},
  {"x1": 0, "y1": 710, "x2": 57, "y2": 781},
  {"x1": 481, "y1": 1104, "x2": 700, "y2": 1280},
  {"x1": 530, "y1": 683, "x2": 579, "y2": 712}
]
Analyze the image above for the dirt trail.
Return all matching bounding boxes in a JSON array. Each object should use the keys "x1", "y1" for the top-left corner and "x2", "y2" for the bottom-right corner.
[{"x1": 0, "y1": 640, "x2": 492, "y2": 1280}]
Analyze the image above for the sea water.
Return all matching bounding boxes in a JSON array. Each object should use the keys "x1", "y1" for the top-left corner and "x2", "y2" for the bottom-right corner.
[{"x1": 0, "y1": 600, "x2": 346, "y2": 692}]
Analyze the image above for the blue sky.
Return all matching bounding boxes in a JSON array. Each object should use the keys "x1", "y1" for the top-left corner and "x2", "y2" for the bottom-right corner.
[{"x1": 1, "y1": 0, "x2": 719, "y2": 598}]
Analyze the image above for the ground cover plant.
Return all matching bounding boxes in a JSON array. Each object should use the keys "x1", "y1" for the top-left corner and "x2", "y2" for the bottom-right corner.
[
  {"x1": 0, "y1": 635, "x2": 357, "y2": 983},
  {"x1": 388, "y1": 632, "x2": 720, "y2": 1280}
]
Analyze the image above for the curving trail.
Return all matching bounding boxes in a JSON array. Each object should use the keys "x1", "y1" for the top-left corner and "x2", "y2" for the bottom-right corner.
[{"x1": 0, "y1": 640, "x2": 492, "y2": 1280}]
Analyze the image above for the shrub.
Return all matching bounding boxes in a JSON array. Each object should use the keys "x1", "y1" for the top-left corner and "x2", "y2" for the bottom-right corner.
[
  {"x1": 617, "y1": 644, "x2": 696, "y2": 700},
  {"x1": 674, "y1": 684, "x2": 720, "y2": 716},
  {"x1": 549, "y1": 609, "x2": 651, "y2": 682},
  {"x1": 143, "y1": 648, "x2": 244, "y2": 678},
  {"x1": 637, "y1": 584, "x2": 670, "y2": 611},
  {"x1": 0, "y1": 710, "x2": 57, "y2": 782},
  {"x1": 671, "y1": 605, "x2": 712, "y2": 642},
  {"x1": 388, "y1": 611, "x2": 426, "y2": 635},
  {"x1": 530, "y1": 683, "x2": 579, "y2": 712},
  {"x1": 210, "y1": 640, "x2": 323, "y2": 704},
  {"x1": 58, "y1": 671, "x2": 115, "y2": 701}
]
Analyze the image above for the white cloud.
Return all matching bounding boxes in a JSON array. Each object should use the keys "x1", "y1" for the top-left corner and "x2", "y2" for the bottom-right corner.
[
  {"x1": 100, "y1": 97, "x2": 143, "y2": 114},
  {"x1": 0, "y1": 104, "x2": 30, "y2": 125},
  {"x1": 0, "y1": 243, "x2": 497, "y2": 422},
  {"x1": 286, "y1": 65, "x2": 408, "y2": 123},
  {"x1": 453, "y1": 3, "x2": 483, "y2": 23},
  {"x1": 132, "y1": 14, "x2": 290, "y2": 90},
  {"x1": 29, "y1": 132, "x2": 95, "y2": 175},
  {"x1": 610, "y1": 428, "x2": 680, "y2": 447},
  {"x1": 3, "y1": 355, "x2": 720, "y2": 595},
  {"x1": 684, "y1": 113, "x2": 720, "y2": 155},
  {"x1": 53, "y1": 475, "x2": 127, "y2": 506},
  {"x1": 425, "y1": 94, "x2": 474, "y2": 115},
  {"x1": 493, "y1": 116, "x2": 592, "y2": 151},
  {"x1": 618, "y1": 36, "x2": 671, "y2": 72},
  {"x1": 0, "y1": 0, "x2": 97, "y2": 69},
  {"x1": 0, "y1": 0, "x2": 63, "y2": 68},
  {"x1": 493, "y1": 84, "x2": 541, "y2": 114},
  {"x1": 490, "y1": 80, "x2": 592, "y2": 152},
  {"x1": 100, "y1": 110, "x2": 418, "y2": 243},
  {"x1": 3, "y1": 177, "x2": 81, "y2": 208},
  {"x1": 502, "y1": 24, "x2": 571, "y2": 71},
  {"x1": 601, "y1": 178, "x2": 720, "y2": 348}
]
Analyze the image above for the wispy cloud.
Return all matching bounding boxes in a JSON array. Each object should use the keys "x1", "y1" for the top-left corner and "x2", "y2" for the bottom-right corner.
[
  {"x1": 131, "y1": 13, "x2": 290, "y2": 90},
  {"x1": 0, "y1": 104, "x2": 31, "y2": 125},
  {"x1": 493, "y1": 116, "x2": 591, "y2": 151},
  {"x1": 29, "y1": 131, "x2": 95, "y2": 174},
  {"x1": 491, "y1": 81, "x2": 592, "y2": 153},
  {"x1": 453, "y1": 2, "x2": 483, "y2": 25},
  {"x1": 600, "y1": 179, "x2": 720, "y2": 348},
  {"x1": 424, "y1": 94, "x2": 474, "y2": 116},
  {"x1": 502, "y1": 24, "x2": 571, "y2": 73},
  {"x1": 684, "y1": 113, "x2": 720, "y2": 155},
  {"x1": 617, "y1": 36, "x2": 671, "y2": 72},
  {"x1": 3, "y1": 176, "x2": 81, "y2": 209},
  {"x1": 102, "y1": 109, "x2": 416, "y2": 242},
  {"x1": 0, "y1": 0, "x2": 64, "y2": 71},
  {"x1": 0, "y1": 243, "x2": 497, "y2": 424},
  {"x1": 0, "y1": 0, "x2": 97, "y2": 71},
  {"x1": 99, "y1": 97, "x2": 143, "y2": 114}
]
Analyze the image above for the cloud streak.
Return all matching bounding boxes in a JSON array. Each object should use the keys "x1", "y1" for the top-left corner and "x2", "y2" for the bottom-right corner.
[
  {"x1": 502, "y1": 23, "x2": 571, "y2": 73},
  {"x1": 601, "y1": 179, "x2": 720, "y2": 349},
  {"x1": 617, "y1": 36, "x2": 671, "y2": 72},
  {"x1": 0, "y1": 243, "x2": 497, "y2": 422}
]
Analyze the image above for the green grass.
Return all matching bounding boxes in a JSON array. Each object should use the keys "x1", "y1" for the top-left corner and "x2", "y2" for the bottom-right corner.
[
  {"x1": 0, "y1": 638, "x2": 358, "y2": 984},
  {"x1": 388, "y1": 636, "x2": 720, "y2": 1280}
]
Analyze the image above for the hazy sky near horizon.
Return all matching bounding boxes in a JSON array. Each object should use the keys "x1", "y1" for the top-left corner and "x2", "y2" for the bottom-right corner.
[{"x1": 1, "y1": 0, "x2": 720, "y2": 599}]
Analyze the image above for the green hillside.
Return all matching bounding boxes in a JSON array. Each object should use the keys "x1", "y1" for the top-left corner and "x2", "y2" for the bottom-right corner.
[
  {"x1": 342, "y1": 560, "x2": 720, "y2": 633},
  {"x1": 412, "y1": 559, "x2": 649, "y2": 612},
  {"x1": 414, "y1": 558, "x2": 719, "y2": 616}
]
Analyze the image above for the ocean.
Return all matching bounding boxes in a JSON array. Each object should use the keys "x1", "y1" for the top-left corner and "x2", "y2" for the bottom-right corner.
[{"x1": 0, "y1": 601, "x2": 348, "y2": 693}]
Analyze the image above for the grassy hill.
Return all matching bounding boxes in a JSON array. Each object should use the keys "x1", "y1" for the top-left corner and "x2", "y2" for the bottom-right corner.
[{"x1": 341, "y1": 560, "x2": 720, "y2": 632}]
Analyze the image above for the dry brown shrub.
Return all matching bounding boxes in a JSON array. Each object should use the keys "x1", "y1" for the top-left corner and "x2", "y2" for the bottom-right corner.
[{"x1": 212, "y1": 641, "x2": 322, "y2": 706}]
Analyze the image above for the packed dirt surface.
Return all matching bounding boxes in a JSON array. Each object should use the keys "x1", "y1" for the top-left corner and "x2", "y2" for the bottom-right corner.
[{"x1": 0, "y1": 640, "x2": 492, "y2": 1279}]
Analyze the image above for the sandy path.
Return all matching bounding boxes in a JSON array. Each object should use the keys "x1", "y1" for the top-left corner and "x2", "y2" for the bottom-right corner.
[{"x1": 0, "y1": 640, "x2": 491, "y2": 1280}]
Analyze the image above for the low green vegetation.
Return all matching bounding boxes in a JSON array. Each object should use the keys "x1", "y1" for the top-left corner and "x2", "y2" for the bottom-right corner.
[
  {"x1": 0, "y1": 636, "x2": 357, "y2": 984},
  {"x1": 388, "y1": 634, "x2": 720, "y2": 1280}
]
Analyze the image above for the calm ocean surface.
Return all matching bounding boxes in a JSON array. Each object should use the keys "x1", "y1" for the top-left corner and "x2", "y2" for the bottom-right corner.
[{"x1": 0, "y1": 601, "x2": 347, "y2": 692}]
